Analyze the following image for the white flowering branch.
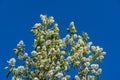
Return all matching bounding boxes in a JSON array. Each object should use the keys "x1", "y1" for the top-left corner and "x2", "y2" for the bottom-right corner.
[{"x1": 5, "y1": 14, "x2": 106, "y2": 80}]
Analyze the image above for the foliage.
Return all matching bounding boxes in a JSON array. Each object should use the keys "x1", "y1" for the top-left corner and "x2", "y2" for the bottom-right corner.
[{"x1": 5, "y1": 14, "x2": 106, "y2": 80}]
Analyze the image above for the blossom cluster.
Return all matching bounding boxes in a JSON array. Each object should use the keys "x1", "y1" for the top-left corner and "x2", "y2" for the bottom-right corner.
[{"x1": 5, "y1": 14, "x2": 106, "y2": 80}]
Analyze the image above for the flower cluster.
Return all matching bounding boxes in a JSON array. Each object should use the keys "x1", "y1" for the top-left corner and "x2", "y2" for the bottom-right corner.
[{"x1": 5, "y1": 14, "x2": 106, "y2": 80}]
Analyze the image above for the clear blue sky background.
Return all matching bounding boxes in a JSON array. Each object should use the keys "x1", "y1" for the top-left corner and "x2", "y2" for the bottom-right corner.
[{"x1": 0, "y1": 0, "x2": 120, "y2": 80}]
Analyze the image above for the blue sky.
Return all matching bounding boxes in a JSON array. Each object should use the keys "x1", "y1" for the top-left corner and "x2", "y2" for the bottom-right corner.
[{"x1": 0, "y1": 0, "x2": 120, "y2": 80}]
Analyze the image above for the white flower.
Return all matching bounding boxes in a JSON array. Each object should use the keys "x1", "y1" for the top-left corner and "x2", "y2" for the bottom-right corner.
[
  {"x1": 74, "y1": 52, "x2": 79, "y2": 56},
  {"x1": 19, "y1": 40, "x2": 24, "y2": 45},
  {"x1": 7, "y1": 58, "x2": 16, "y2": 66},
  {"x1": 65, "y1": 75, "x2": 70, "y2": 79},
  {"x1": 74, "y1": 75, "x2": 80, "y2": 80},
  {"x1": 33, "y1": 77, "x2": 39, "y2": 80},
  {"x1": 54, "y1": 23, "x2": 58, "y2": 27},
  {"x1": 72, "y1": 47, "x2": 75, "y2": 51},
  {"x1": 64, "y1": 65, "x2": 68, "y2": 70},
  {"x1": 56, "y1": 48, "x2": 60, "y2": 53},
  {"x1": 42, "y1": 45, "x2": 46, "y2": 51},
  {"x1": 78, "y1": 35, "x2": 82, "y2": 39},
  {"x1": 66, "y1": 34, "x2": 70, "y2": 39},
  {"x1": 13, "y1": 68, "x2": 19, "y2": 75},
  {"x1": 84, "y1": 62, "x2": 90, "y2": 67},
  {"x1": 81, "y1": 57, "x2": 86, "y2": 62},
  {"x1": 78, "y1": 39, "x2": 84, "y2": 45},
  {"x1": 91, "y1": 46, "x2": 96, "y2": 51},
  {"x1": 88, "y1": 55, "x2": 93, "y2": 61},
  {"x1": 45, "y1": 40, "x2": 51, "y2": 45},
  {"x1": 88, "y1": 75, "x2": 95, "y2": 80},
  {"x1": 34, "y1": 23, "x2": 41, "y2": 28},
  {"x1": 55, "y1": 72, "x2": 63, "y2": 78},
  {"x1": 12, "y1": 76, "x2": 22, "y2": 80},
  {"x1": 51, "y1": 48, "x2": 55, "y2": 51},
  {"x1": 92, "y1": 46, "x2": 103, "y2": 52},
  {"x1": 102, "y1": 52, "x2": 106, "y2": 55},
  {"x1": 61, "y1": 51, "x2": 66, "y2": 55},
  {"x1": 96, "y1": 68, "x2": 102, "y2": 75},
  {"x1": 70, "y1": 21, "x2": 75, "y2": 27},
  {"x1": 51, "y1": 30, "x2": 54, "y2": 34},
  {"x1": 67, "y1": 56, "x2": 72, "y2": 61},
  {"x1": 31, "y1": 51, "x2": 37, "y2": 56},
  {"x1": 17, "y1": 40, "x2": 24, "y2": 47},
  {"x1": 84, "y1": 67, "x2": 89, "y2": 74},
  {"x1": 40, "y1": 14, "x2": 46, "y2": 22},
  {"x1": 56, "y1": 66, "x2": 61, "y2": 70},
  {"x1": 49, "y1": 16, "x2": 55, "y2": 24},
  {"x1": 37, "y1": 46, "x2": 40, "y2": 50},
  {"x1": 61, "y1": 77, "x2": 67, "y2": 80},
  {"x1": 40, "y1": 64, "x2": 44, "y2": 68},
  {"x1": 82, "y1": 77, "x2": 86, "y2": 80},
  {"x1": 47, "y1": 70, "x2": 54, "y2": 77},
  {"x1": 75, "y1": 61, "x2": 80, "y2": 65},
  {"x1": 69, "y1": 38, "x2": 73, "y2": 45},
  {"x1": 99, "y1": 55, "x2": 104, "y2": 59},
  {"x1": 17, "y1": 66, "x2": 24, "y2": 72},
  {"x1": 91, "y1": 64, "x2": 99, "y2": 69},
  {"x1": 54, "y1": 24, "x2": 59, "y2": 31},
  {"x1": 87, "y1": 42, "x2": 92, "y2": 48},
  {"x1": 23, "y1": 53, "x2": 28, "y2": 58},
  {"x1": 70, "y1": 21, "x2": 76, "y2": 32},
  {"x1": 73, "y1": 34, "x2": 77, "y2": 39},
  {"x1": 91, "y1": 69, "x2": 96, "y2": 74},
  {"x1": 76, "y1": 43, "x2": 80, "y2": 48}
]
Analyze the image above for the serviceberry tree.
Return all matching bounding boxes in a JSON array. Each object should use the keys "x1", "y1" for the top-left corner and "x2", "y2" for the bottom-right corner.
[{"x1": 5, "y1": 14, "x2": 106, "y2": 80}]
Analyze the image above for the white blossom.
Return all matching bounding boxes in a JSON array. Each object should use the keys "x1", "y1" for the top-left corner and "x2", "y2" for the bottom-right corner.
[
  {"x1": 34, "y1": 23, "x2": 41, "y2": 28},
  {"x1": 91, "y1": 64, "x2": 99, "y2": 69},
  {"x1": 48, "y1": 16, "x2": 55, "y2": 24},
  {"x1": 17, "y1": 40, "x2": 24, "y2": 47},
  {"x1": 18, "y1": 66, "x2": 24, "y2": 70},
  {"x1": 33, "y1": 77, "x2": 39, "y2": 80},
  {"x1": 56, "y1": 66, "x2": 61, "y2": 70},
  {"x1": 31, "y1": 50, "x2": 37, "y2": 56},
  {"x1": 84, "y1": 62, "x2": 90, "y2": 67},
  {"x1": 96, "y1": 68, "x2": 102, "y2": 75},
  {"x1": 78, "y1": 39, "x2": 84, "y2": 45},
  {"x1": 74, "y1": 75, "x2": 80, "y2": 80},
  {"x1": 55, "y1": 72, "x2": 63, "y2": 78},
  {"x1": 66, "y1": 34, "x2": 70, "y2": 39},
  {"x1": 19, "y1": 40, "x2": 24, "y2": 45},
  {"x1": 42, "y1": 45, "x2": 46, "y2": 51},
  {"x1": 12, "y1": 76, "x2": 22, "y2": 80},
  {"x1": 88, "y1": 76, "x2": 94, "y2": 80},
  {"x1": 23, "y1": 53, "x2": 28, "y2": 58},
  {"x1": 54, "y1": 23, "x2": 58, "y2": 27},
  {"x1": 66, "y1": 56, "x2": 72, "y2": 61},
  {"x1": 70, "y1": 21, "x2": 75, "y2": 27},
  {"x1": 99, "y1": 55, "x2": 104, "y2": 59},
  {"x1": 75, "y1": 61, "x2": 80, "y2": 65},
  {"x1": 84, "y1": 67, "x2": 89, "y2": 74},
  {"x1": 61, "y1": 51, "x2": 66, "y2": 55},
  {"x1": 61, "y1": 77, "x2": 67, "y2": 80},
  {"x1": 73, "y1": 34, "x2": 77, "y2": 39},
  {"x1": 40, "y1": 14, "x2": 47, "y2": 24},
  {"x1": 7, "y1": 58, "x2": 16, "y2": 66},
  {"x1": 91, "y1": 69, "x2": 96, "y2": 74}
]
